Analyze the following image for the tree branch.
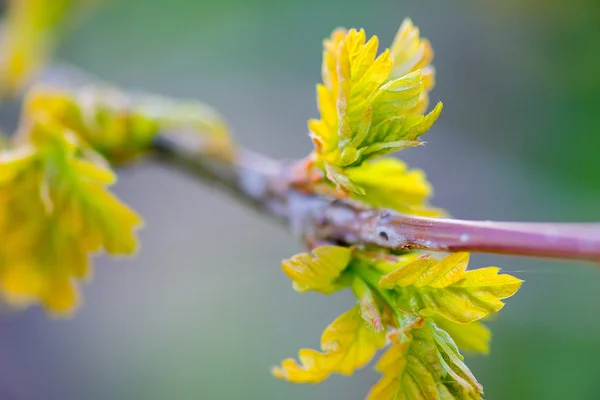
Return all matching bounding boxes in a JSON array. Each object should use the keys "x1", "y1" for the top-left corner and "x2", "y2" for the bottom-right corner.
[{"x1": 153, "y1": 132, "x2": 600, "y2": 263}]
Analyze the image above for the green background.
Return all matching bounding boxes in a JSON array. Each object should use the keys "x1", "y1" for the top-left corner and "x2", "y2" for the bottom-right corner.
[{"x1": 1, "y1": 0, "x2": 600, "y2": 399}]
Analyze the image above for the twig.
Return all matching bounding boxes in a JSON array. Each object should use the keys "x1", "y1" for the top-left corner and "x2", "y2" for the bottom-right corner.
[{"x1": 153, "y1": 132, "x2": 600, "y2": 263}]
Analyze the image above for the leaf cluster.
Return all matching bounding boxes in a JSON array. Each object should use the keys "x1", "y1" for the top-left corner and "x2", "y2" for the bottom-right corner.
[
  {"x1": 307, "y1": 19, "x2": 442, "y2": 197},
  {"x1": 273, "y1": 20, "x2": 523, "y2": 398},
  {"x1": 0, "y1": 86, "x2": 231, "y2": 315},
  {"x1": 274, "y1": 248, "x2": 521, "y2": 399}
]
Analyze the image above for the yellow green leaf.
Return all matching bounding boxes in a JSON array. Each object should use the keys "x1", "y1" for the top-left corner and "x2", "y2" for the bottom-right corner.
[
  {"x1": 388, "y1": 18, "x2": 436, "y2": 114},
  {"x1": 429, "y1": 321, "x2": 484, "y2": 398},
  {"x1": 32, "y1": 118, "x2": 143, "y2": 254},
  {"x1": 0, "y1": 117, "x2": 142, "y2": 316},
  {"x1": 369, "y1": 71, "x2": 424, "y2": 124},
  {"x1": 281, "y1": 245, "x2": 352, "y2": 294},
  {"x1": 324, "y1": 163, "x2": 365, "y2": 195},
  {"x1": 24, "y1": 84, "x2": 233, "y2": 163},
  {"x1": 0, "y1": 145, "x2": 37, "y2": 184},
  {"x1": 370, "y1": 252, "x2": 422, "y2": 274},
  {"x1": 379, "y1": 252, "x2": 522, "y2": 323},
  {"x1": 432, "y1": 316, "x2": 491, "y2": 355},
  {"x1": 310, "y1": 28, "x2": 392, "y2": 166},
  {"x1": 345, "y1": 157, "x2": 445, "y2": 217},
  {"x1": 368, "y1": 328, "x2": 442, "y2": 400},
  {"x1": 363, "y1": 102, "x2": 443, "y2": 158},
  {"x1": 351, "y1": 276, "x2": 384, "y2": 332},
  {"x1": 307, "y1": 21, "x2": 442, "y2": 193},
  {"x1": 272, "y1": 305, "x2": 386, "y2": 383},
  {"x1": 368, "y1": 322, "x2": 483, "y2": 400},
  {"x1": 0, "y1": 0, "x2": 88, "y2": 97}
]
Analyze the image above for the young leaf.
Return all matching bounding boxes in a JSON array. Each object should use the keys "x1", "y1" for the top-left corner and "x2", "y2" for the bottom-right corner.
[
  {"x1": 368, "y1": 329, "x2": 440, "y2": 400},
  {"x1": 308, "y1": 20, "x2": 442, "y2": 193},
  {"x1": 429, "y1": 321, "x2": 484, "y2": 398},
  {"x1": 0, "y1": 116, "x2": 142, "y2": 316},
  {"x1": 25, "y1": 85, "x2": 233, "y2": 163},
  {"x1": 0, "y1": 76, "x2": 235, "y2": 316},
  {"x1": 388, "y1": 18, "x2": 436, "y2": 114},
  {"x1": 379, "y1": 253, "x2": 522, "y2": 323},
  {"x1": 432, "y1": 316, "x2": 491, "y2": 355},
  {"x1": 272, "y1": 305, "x2": 386, "y2": 383},
  {"x1": 0, "y1": 0, "x2": 89, "y2": 96},
  {"x1": 351, "y1": 276, "x2": 384, "y2": 332},
  {"x1": 368, "y1": 322, "x2": 483, "y2": 400},
  {"x1": 344, "y1": 157, "x2": 445, "y2": 217},
  {"x1": 281, "y1": 245, "x2": 352, "y2": 294}
]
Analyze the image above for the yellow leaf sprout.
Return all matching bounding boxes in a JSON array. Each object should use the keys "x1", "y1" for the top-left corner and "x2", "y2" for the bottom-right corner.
[
  {"x1": 388, "y1": 18, "x2": 436, "y2": 114},
  {"x1": 308, "y1": 18, "x2": 442, "y2": 193}
]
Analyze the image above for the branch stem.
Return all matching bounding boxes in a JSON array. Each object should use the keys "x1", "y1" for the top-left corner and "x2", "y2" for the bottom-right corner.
[{"x1": 153, "y1": 132, "x2": 600, "y2": 263}]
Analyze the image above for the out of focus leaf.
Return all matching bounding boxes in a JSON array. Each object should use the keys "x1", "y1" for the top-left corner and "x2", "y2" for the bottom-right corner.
[
  {"x1": 0, "y1": 0, "x2": 88, "y2": 96},
  {"x1": 0, "y1": 116, "x2": 141, "y2": 316},
  {"x1": 25, "y1": 85, "x2": 233, "y2": 163}
]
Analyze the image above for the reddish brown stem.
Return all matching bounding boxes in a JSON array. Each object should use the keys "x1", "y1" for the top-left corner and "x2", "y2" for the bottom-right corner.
[
  {"x1": 316, "y1": 201, "x2": 600, "y2": 261},
  {"x1": 153, "y1": 133, "x2": 600, "y2": 263}
]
